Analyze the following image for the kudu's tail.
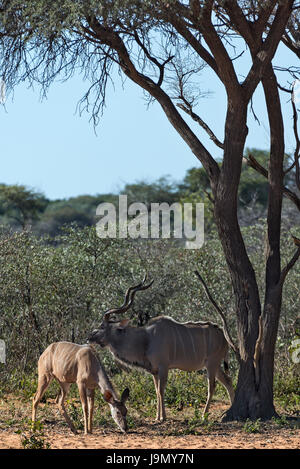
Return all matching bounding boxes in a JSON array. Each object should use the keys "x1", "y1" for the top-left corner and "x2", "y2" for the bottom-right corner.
[{"x1": 223, "y1": 349, "x2": 230, "y2": 374}]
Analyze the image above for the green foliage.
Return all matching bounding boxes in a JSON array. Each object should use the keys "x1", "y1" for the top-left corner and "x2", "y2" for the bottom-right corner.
[
  {"x1": 0, "y1": 150, "x2": 289, "y2": 237},
  {"x1": 271, "y1": 415, "x2": 289, "y2": 427},
  {"x1": 273, "y1": 368, "x2": 300, "y2": 413},
  {"x1": 113, "y1": 370, "x2": 157, "y2": 418},
  {"x1": 239, "y1": 149, "x2": 270, "y2": 208},
  {"x1": 165, "y1": 370, "x2": 208, "y2": 408},
  {"x1": 0, "y1": 184, "x2": 48, "y2": 229},
  {"x1": 122, "y1": 176, "x2": 179, "y2": 207},
  {"x1": 0, "y1": 222, "x2": 299, "y2": 417},
  {"x1": 242, "y1": 418, "x2": 262, "y2": 434},
  {"x1": 66, "y1": 401, "x2": 84, "y2": 431},
  {"x1": 184, "y1": 410, "x2": 214, "y2": 435},
  {"x1": 15, "y1": 419, "x2": 51, "y2": 449}
]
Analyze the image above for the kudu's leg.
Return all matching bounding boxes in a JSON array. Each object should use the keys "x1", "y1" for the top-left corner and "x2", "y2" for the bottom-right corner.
[
  {"x1": 77, "y1": 381, "x2": 89, "y2": 434},
  {"x1": 203, "y1": 367, "x2": 216, "y2": 417},
  {"x1": 154, "y1": 368, "x2": 168, "y2": 422},
  {"x1": 87, "y1": 388, "x2": 95, "y2": 434},
  {"x1": 152, "y1": 375, "x2": 160, "y2": 421},
  {"x1": 55, "y1": 388, "x2": 62, "y2": 404},
  {"x1": 32, "y1": 374, "x2": 52, "y2": 426},
  {"x1": 216, "y1": 367, "x2": 235, "y2": 404},
  {"x1": 57, "y1": 382, "x2": 78, "y2": 434}
]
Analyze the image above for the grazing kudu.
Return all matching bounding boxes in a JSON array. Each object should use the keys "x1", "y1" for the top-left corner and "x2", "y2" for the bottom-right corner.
[
  {"x1": 32, "y1": 342, "x2": 129, "y2": 434},
  {"x1": 88, "y1": 277, "x2": 235, "y2": 421}
]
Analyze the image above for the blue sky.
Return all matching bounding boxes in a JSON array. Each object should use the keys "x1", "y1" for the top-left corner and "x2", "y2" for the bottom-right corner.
[{"x1": 0, "y1": 40, "x2": 297, "y2": 200}]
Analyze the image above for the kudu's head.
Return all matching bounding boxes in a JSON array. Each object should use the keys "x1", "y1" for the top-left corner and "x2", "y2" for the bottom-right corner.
[
  {"x1": 103, "y1": 388, "x2": 130, "y2": 433},
  {"x1": 87, "y1": 275, "x2": 154, "y2": 347}
]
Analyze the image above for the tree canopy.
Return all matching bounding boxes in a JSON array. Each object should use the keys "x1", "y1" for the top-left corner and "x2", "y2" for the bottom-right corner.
[{"x1": 0, "y1": 184, "x2": 48, "y2": 229}]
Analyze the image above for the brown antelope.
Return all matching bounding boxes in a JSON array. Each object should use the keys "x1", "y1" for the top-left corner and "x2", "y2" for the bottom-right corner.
[
  {"x1": 88, "y1": 276, "x2": 234, "y2": 421},
  {"x1": 32, "y1": 341, "x2": 129, "y2": 434}
]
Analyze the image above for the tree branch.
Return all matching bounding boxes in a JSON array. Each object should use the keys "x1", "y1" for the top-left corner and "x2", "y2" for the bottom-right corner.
[
  {"x1": 222, "y1": 0, "x2": 256, "y2": 50},
  {"x1": 243, "y1": 154, "x2": 300, "y2": 211},
  {"x1": 199, "y1": 3, "x2": 241, "y2": 98},
  {"x1": 167, "y1": 10, "x2": 220, "y2": 79},
  {"x1": 282, "y1": 33, "x2": 300, "y2": 59},
  {"x1": 194, "y1": 270, "x2": 240, "y2": 360},
  {"x1": 253, "y1": 0, "x2": 277, "y2": 37},
  {"x1": 242, "y1": 1, "x2": 294, "y2": 102},
  {"x1": 272, "y1": 80, "x2": 299, "y2": 185},
  {"x1": 87, "y1": 15, "x2": 220, "y2": 186},
  {"x1": 177, "y1": 102, "x2": 224, "y2": 149},
  {"x1": 292, "y1": 82, "x2": 300, "y2": 192},
  {"x1": 133, "y1": 31, "x2": 174, "y2": 87},
  {"x1": 279, "y1": 244, "x2": 300, "y2": 287}
]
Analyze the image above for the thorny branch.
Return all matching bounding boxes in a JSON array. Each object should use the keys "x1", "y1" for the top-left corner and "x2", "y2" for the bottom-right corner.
[{"x1": 194, "y1": 270, "x2": 240, "y2": 361}]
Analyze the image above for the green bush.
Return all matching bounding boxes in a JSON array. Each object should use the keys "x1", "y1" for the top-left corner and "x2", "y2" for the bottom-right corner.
[{"x1": 0, "y1": 224, "x2": 299, "y2": 417}]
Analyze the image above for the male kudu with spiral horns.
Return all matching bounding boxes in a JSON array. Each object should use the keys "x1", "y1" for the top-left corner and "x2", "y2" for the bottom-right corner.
[{"x1": 88, "y1": 275, "x2": 234, "y2": 421}]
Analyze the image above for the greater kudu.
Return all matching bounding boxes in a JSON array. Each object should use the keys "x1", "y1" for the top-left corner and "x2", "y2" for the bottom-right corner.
[
  {"x1": 88, "y1": 277, "x2": 234, "y2": 421},
  {"x1": 32, "y1": 341, "x2": 129, "y2": 434}
]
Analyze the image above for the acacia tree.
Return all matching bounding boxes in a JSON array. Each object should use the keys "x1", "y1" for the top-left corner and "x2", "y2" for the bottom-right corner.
[
  {"x1": 1, "y1": 0, "x2": 300, "y2": 420},
  {"x1": 0, "y1": 184, "x2": 48, "y2": 229}
]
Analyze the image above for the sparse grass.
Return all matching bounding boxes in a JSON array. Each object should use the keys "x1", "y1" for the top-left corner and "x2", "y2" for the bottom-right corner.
[
  {"x1": 274, "y1": 368, "x2": 300, "y2": 414},
  {"x1": 0, "y1": 390, "x2": 299, "y2": 451},
  {"x1": 0, "y1": 363, "x2": 299, "y2": 441},
  {"x1": 168, "y1": 407, "x2": 216, "y2": 436},
  {"x1": 66, "y1": 400, "x2": 84, "y2": 431},
  {"x1": 242, "y1": 418, "x2": 262, "y2": 434},
  {"x1": 15, "y1": 419, "x2": 51, "y2": 449}
]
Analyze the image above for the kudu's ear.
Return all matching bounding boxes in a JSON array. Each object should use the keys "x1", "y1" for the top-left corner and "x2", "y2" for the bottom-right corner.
[
  {"x1": 117, "y1": 318, "x2": 130, "y2": 329},
  {"x1": 103, "y1": 390, "x2": 114, "y2": 404},
  {"x1": 121, "y1": 387, "x2": 130, "y2": 403}
]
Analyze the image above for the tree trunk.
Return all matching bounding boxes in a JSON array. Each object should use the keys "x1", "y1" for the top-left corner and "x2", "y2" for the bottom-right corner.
[
  {"x1": 222, "y1": 63, "x2": 285, "y2": 421},
  {"x1": 224, "y1": 360, "x2": 277, "y2": 421},
  {"x1": 226, "y1": 292, "x2": 282, "y2": 421},
  {"x1": 256, "y1": 62, "x2": 285, "y2": 419},
  {"x1": 213, "y1": 103, "x2": 272, "y2": 421}
]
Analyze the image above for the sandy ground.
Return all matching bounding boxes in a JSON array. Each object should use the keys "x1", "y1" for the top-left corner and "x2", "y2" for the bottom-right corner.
[
  {"x1": 1, "y1": 425, "x2": 299, "y2": 450},
  {"x1": 0, "y1": 397, "x2": 299, "y2": 450}
]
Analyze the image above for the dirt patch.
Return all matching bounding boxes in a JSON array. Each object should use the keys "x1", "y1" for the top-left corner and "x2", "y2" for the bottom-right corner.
[
  {"x1": 0, "y1": 397, "x2": 299, "y2": 450},
  {"x1": 1, "y1": 428, "x2": 299, "y2": 450}
]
